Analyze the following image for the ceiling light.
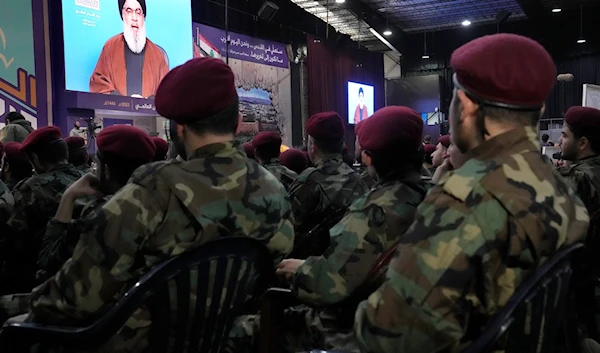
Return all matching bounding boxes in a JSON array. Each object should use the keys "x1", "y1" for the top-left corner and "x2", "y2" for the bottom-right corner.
[
  {"x1": 422, "y1": 55, "x2": 430, "y2": 59},
  {"x1": 383, "y1": 30, "x2": 392, "y2": 36},
  {"x1": 462, "y1": 20, "x2": 471, "y2": 26},
  {"x1": 577, "y1": 38, "x2": 587, "y2": 44},
  {"x1": 335, "y1": 0, "x2": 345, "y2": 3},
  {"x1": 552, "y1": 8, "x2": 562, "y2": 13}
]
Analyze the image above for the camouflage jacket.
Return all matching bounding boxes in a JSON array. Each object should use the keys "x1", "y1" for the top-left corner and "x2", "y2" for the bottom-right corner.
[
  {"x1": 560, "y1": 154, "x2": 600, "y2": 215},
  {"x1": 293, "y1": 170, "x2": 429, "y2": 307},
  {"x1": 27, "y1": 141, "x2": 294, "y2": 352},
  {"x1": 263, "y1": 158, "x2": 298, "y2": 191},
  {"x1": 36, "y1": 196, "x2": 111, "y2": 283},
  {"x1": 289, "y1": 155, "x2": 367, "y2": 235},
  {"x1": 354, "y1": 127, "x2": 590, "y2": 353},
  {"x1": 3, "y1": 164, "x2": 85, "y2": 293},
  {"x1": 75, "y1": 164, "x2": 93, "y2": 174},
  {"x1": 0, "y1": 179, "x2": 14, "y2": 223},
  {"x1": 359, "y1": 169, "x2": 376, "y2": 190}
]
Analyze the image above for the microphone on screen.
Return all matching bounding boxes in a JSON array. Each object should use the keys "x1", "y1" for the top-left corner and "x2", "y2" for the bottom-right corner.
[{"x1": 557, "y1": 73, "x2": 574, "y2": 82}]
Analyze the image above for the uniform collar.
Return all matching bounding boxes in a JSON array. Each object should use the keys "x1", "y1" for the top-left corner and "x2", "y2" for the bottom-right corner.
[
  {"x1": 315, "y1": 154, "x2": 342, "y2": 168},
  {"x1": 468, "y1": 126, "x2": 539, "y2": 161},
  {"x1": 188, "y1": 141, "x2": 242, "y2": 160},
  {"x1": 263, "y1": 158, "x2": 281, "y2": 166}
]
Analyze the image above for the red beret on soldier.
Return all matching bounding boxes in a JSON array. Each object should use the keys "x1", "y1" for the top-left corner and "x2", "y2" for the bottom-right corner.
[
  {"x1": 358, "y1": 106, "x2": 423, "y2": 156},
  {"x1": 151, "y1": 136, "x2": 169, "y2": 162},
  {"x1": 64, "y1": 136, "x2": 86, "y2": 151},
  {"x1": 280, "y1": 148, "x2": 309, "y2": 175},
  {"x1": 252, "y1": 131, "x2": 282, "y2": 150},
  {"x1": 564, "y1": 106, "x2": 600, "y2": 135},
  {"x1": 155, "y1": 58, "x2": 237, "y2": 124},
  {"x1": 306, "y1": 112, "x2": 345, "y2": 141},
  {"x1": 424, "y1": 143, "x2": 436, "y2": 156},
  {"x1": 4, "y1": 142, "x2": 28, "y2": 165},
  {"x1": 96, "y1": 125, "x2": 155, "y2": 162},
  {"x1": 20, "y1": 126, "x2": 63, "y2": 154},
  {"x1": 438, "y1": 135, "x2": 451, "y2": 148},
  {"x1": 451, "y1": 33, "x2": 555, "y2": 109}
]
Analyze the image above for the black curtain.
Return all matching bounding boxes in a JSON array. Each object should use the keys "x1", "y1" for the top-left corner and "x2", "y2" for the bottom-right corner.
[{"x1": 545, "y1": 54, "x2": 600, "y2": 118}]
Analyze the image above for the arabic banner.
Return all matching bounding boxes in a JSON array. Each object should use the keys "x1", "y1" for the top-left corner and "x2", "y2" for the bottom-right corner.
[
  {"x1": 72, "y1": 91, "x2": 158, "y2": 115},
  {"x1": 194, "y1": 23, "x2": 289, "y2": 69},
  {"x1": 0, "y1": 0, "x2": 48, "y2": 129}
]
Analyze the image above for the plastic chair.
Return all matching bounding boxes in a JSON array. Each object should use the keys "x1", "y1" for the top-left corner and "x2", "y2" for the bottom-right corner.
[
  {"x1": 462, "y1": 243, "x2": 584, "y2": 353},
  {"x1": 0, "y1": 236, "x2": 274, "y2": 353}
]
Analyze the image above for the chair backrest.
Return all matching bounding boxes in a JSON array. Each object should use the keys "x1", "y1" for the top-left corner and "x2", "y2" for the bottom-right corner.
[
  {"x1": 462, "y1": 243, "x2": 583, "y2": 353},
  {"x1": 8, "y1": 236, "x2": 273, "y2": 353}
]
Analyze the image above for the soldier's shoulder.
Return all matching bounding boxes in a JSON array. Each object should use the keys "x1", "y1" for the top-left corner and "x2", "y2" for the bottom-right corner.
[
  {"x1": 442, "y1": 158, "x2": 495, "y2": 202},
  {"x1": 295, "y1": 167, "x2": 319, "y2": 184},
  {"x1": 129, "y1": 160, "x2": 175, "y2": 187}
]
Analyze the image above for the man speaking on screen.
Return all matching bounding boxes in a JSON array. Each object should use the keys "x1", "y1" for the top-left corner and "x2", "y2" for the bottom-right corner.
[
  {"x1": 89, "y1": 0, "x2": 169, "y2": 98},
  {"x1": 353, "y1": 87, "x2": 369, "y2": 124}
]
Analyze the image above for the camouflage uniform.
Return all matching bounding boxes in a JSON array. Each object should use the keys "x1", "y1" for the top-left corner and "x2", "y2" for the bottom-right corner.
[
  {"x1": 0, "y1": 179, "x2": 14, "y2": 223},
  {"x1": 2, "y1": 164, "x2": 85, "y2": 293},
  {"x1": 354, "y1": 127, "x2": 590, "y2": 353},
  {"x1": 229, "y1": 171, "x2": 429, "y2": 353},
  {"x1": 289, "y1": 155, "x2": 367, "y2": 245},
  {"x1": 560, "y1": 155, "x2": 600, "y2": 215},
  {"x1": 75, "y1": 164, "x2": 93, "y2": 174},
  {"x1": 262, "y1": 158, "x2": 298, "y2": 191},
  {"x1": 359, "y1": 169, "x2": 376, "y2": 189},
  {"x1": 24, "y1": 141, "x2": 294, "y2": 353},
  {"x1": 37, "y1": 196, "x2": 111, "y2": 283}
]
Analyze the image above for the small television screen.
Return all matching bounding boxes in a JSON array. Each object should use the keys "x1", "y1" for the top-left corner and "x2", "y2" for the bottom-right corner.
[
  {"x1": 348, "y1": 81, "x2": 374, "y2": 124},
  {"x1": 61, "y1": 0, "x2": 193, "y2": 98}
]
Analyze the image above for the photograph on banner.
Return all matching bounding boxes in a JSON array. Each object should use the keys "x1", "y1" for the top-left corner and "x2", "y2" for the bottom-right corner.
[
  {"x1": 62, "y1": 0, "x2": 193, "y2": 98},
  {"x1": 348, "y1": 81, "x2": 374, "y2": 124},
  {"x1": 193, "y1": 23, "x2": 292, "y2": 145}
]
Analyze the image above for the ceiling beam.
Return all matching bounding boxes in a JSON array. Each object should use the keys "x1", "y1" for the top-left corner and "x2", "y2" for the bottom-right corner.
[
  {"x1": 514, "y1": 0, "x2": 549, "y2": 22},
  {"x1": 340, "y1": 0, "x2": 407, "y2": 52}
]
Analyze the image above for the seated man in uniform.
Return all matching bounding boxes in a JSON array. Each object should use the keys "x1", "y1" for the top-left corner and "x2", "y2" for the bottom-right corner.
[
  {"x1": 0, "y1": 142, "x2": 33, "y2": 191},
  {"x1": 280, "y1": 148, "x2": 309, "y2": 175},
  {"x1": 38, "y1": 125, "x2": 156, "y2": 283},
  {"x1": 7, "y1": 58, "x2": 294, "y2": 353},
  {"x1": 2, "y1": 127, "x2": 86, "y2": 294},
  {"x1": 151, "y1": 136, "x2": 169, "y2": 161},
  {"x1": 90, "y1": 0, "x2": 169, "y2": 98},
  {"x1": 252, "y1": 131, "x2": 298, "y2": 190},
  {"x1": 289, "y1": 112, "x2": 367, "y2": 257},
  {"x1": 354, "y1": 33, "x2": 589, "y2": 353},
  {"x1": 65, "y1": 136, "x2": 92, "y2": 174},
  {"x1": 272, "y1": 106, "x2": 430, "y2": 352},
  {"x1": 558, "y1": 106, "x2": 600, "y2": 216}
]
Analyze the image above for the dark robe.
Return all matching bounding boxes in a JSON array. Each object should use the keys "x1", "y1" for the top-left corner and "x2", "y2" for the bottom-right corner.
[{"x1": 90, "y1": 33, "x2": 169, "y2": 97}]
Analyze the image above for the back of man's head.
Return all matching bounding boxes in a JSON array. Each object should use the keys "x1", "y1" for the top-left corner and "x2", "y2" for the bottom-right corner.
[
  {"x1": 252, "y1": 132, "x2": 282, "y2": 163},
  {"x1": 65, "y1": 136, "x2": 88, "y2": 166},
  {"x1": 542, "y1": 134, "x2": 550, "y2": 142},
  {"x1": 20, "y1": 127, "x2": 68, "y2": 172},
  {"x1": 6, "y1": 112, "x2": 25, "y2": 125},
  {"x1": 96, "y1": 125, "x2": 155, "y2": 186}
]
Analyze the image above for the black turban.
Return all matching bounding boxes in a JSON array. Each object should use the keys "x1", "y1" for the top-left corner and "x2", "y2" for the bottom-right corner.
[{"x1": 118, "y1": 0, "x2": 146, "y2": 18}]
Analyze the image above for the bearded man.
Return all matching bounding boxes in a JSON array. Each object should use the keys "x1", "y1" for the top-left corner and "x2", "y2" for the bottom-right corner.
[{"x1": 89, "y1": 0, "x2": 169, "y2": 98}]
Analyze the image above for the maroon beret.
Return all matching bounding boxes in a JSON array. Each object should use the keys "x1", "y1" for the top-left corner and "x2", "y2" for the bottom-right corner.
[
  {"x1": 155, "y1": 58, "x2": 237, "y2": 124},
  {"x1": 565, "y1": 106, "x2": 600, "y2": 134},
  {"x1": 451, "y1": 33, "x2": 556, "y2": 109},
  {"x1": 306, "y1": 112, "x2": 345, "y2": 141},
  {"x1": 358, "y1": 106, "x2": 423, "y2": 155},
  {"x1": 20, "y1": 126, "x2": 63, "y2": 154},
  {"x1": 243, "y1": 142, "x2": 255, "y2": 159},
  {"x1": 97, "y1": 125, "x2": 155, "y2": 162},
  {"x1": 151, "y1": 137, "x2": 169, "y2": 161},
  {"x1": 4, "y1": 142, "x2": 28, "y2": 164},
  {"x1": 280, "y1": 148, "x2": 308, "y2": 174},
  {"x1": 438, "y1": 135, "x2": 451, "y2": 148},
  {"x1": 64, "y1": 136, "x2": 86, "y2": 151},
  {"x1": 252, "y1": 131, "x2": 282, "y2": 149},
  {"x1": 423, "y1": 143, "x2": 436, "y2": 156}
]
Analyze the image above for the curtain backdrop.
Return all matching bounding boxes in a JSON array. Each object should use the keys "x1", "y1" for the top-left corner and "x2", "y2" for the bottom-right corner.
[
  {"x1": 402, "y1": 53, "x2": 600, "y2": 118},
  {"x1": 307, "y1": 35, "x2": 384, "y2": 119}
]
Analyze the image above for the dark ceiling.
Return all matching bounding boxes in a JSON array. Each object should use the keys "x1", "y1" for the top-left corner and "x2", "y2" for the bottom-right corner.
[{"x1": 193, "y1": 0, "x2": 600, "y2": 55}]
